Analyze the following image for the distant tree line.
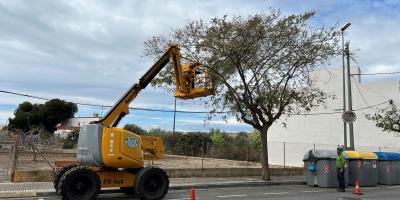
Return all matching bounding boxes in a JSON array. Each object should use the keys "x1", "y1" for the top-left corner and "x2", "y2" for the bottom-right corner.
[{"x1": 124, "y1": 124, "x2": 262, "y2": 162}]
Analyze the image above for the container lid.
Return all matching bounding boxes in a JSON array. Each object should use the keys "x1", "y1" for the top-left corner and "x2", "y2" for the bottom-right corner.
[
  {"x1": 303, "y1": 149, "x2": 348, "y2": 161},
  {"x1": 374, "y1": 152, "x2": 400, "y2": 160},
  {"x1": 344, "y1": 151, "x2": 378, "y2": 160}
]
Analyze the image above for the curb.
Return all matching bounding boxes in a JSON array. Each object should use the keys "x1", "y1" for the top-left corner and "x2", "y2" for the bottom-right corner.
[
  {"x1": 170, "y1": 180, "x2": 306, "y2": 190},
  {"x1": 0, "y1": 191, "x2": 37, "y2": 198},
  {"x1": 5, "y1": 180, "x2": 306, "y2": 198}
]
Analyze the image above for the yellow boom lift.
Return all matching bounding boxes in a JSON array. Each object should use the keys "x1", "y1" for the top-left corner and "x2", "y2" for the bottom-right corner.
[{"x1": 53, "y1": 45, "x2": 212, "y2": 200}]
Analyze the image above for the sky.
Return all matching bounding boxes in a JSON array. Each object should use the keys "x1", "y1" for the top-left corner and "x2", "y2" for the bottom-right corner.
[{"x1": 1, "y1": 0, "x2": 400, "y2": 132}]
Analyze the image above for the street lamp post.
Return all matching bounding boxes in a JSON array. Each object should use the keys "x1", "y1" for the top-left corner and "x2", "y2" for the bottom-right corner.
[{"x1": 341, "y1": 23, "x2": 351, "y2": 148}]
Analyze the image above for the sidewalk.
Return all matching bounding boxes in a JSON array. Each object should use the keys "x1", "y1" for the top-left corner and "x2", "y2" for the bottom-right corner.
[{"x1": 0, "y1": 176, "x2": 305, "y2": 198}]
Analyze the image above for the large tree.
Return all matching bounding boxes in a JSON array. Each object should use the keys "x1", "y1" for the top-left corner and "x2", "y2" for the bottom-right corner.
[
  {"x1": 366, "y1": 101, "x2": 400, "y2": 135},
  {"x1": 8, "y1": 99, "x2": 77, "y2": 132},
  {"x1": 144, "y1": 10, "x2": 339, "y2": 179}
]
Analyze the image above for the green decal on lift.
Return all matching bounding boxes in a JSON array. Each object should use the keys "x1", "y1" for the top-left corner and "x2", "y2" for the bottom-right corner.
[{"x1": 124, "y1": 136, "x2": 138, "y2": 148}]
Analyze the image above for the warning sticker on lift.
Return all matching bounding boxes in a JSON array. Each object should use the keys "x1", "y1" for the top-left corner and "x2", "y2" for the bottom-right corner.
[{"x1": 373, "y1": 160, "x2": 377, "y2": 168}]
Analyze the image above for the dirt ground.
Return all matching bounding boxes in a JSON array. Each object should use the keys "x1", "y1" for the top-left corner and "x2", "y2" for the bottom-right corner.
[{"x1": 147, "y1": 154, "x2": 263, "y2": 169}]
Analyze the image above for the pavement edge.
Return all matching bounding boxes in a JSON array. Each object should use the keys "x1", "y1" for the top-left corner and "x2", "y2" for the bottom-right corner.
[{"x1": 33, "y1": 180, "x2": 306, "y2": 197}]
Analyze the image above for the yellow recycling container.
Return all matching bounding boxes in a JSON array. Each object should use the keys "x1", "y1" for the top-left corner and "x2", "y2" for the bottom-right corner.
[
  {"x1": 345, "y1": 151, "x2": 378, "y2": 160},
  {"x1": 344, "y1": 151, "x2": 378, "y2": 186}
]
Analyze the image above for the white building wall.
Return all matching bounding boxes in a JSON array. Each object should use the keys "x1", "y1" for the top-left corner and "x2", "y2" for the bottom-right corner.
[
  {"x1": 63, "y1": 117, "x2": 100, "y2": 127},
  {"x1": 55, "y1": 117, "x2": 100, "y2": 138},
  {"x1": 267, "y1": 68, "x2": 400, "y2": 167}
]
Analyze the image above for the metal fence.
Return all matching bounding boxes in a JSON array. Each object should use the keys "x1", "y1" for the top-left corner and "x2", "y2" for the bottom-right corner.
[
  {"x1": 0, "y1": 130, "x2": 67, "y2": 182},
  {"x1": 2, "y1": 129, "x2": 400, "y2": 183},
  {"x1": 0, "y1": 131, "x2": 15, "y2": 182}
]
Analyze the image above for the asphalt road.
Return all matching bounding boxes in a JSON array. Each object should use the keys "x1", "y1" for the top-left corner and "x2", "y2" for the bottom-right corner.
[{"x1": 4, "y1": 184, "x2": 400, "y2": 200}]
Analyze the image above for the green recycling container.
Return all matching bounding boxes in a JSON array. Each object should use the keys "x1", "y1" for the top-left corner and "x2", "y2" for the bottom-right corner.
[{"x1": 303, "y1": 149, "x2": 349, "y2": 188}]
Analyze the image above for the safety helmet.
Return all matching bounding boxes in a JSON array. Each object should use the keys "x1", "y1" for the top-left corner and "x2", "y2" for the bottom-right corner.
[{"x1": 337, "y1": 145, "x2": 344, "y2": 152}]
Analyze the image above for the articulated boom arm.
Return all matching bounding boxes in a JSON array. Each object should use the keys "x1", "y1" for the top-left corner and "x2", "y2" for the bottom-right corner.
[{"x1": 98, "y1": 45, "x2": 212, "y2": 128}]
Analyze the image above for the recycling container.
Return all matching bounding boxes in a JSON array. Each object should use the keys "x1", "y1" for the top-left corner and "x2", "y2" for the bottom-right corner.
[
  {"x1": 345, "y1": 151, "x2": 378, "y2": 186},
  {"x1": 303, "y1": 149, "x2": 349, "y2": 188},
  {"x1": 374, "y1": 152, "x2": 400, "y2": 185}
]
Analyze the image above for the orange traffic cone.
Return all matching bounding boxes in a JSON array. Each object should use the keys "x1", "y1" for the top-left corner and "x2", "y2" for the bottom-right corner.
[
  {"x1": 353, "y1": 179, "x2": 363, "y2": 195},
  {"x1": 190, "y1": 187, "x2": 196, "y2": 200}
]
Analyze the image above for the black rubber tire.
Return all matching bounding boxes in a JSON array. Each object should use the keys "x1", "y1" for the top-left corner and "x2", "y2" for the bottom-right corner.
[
  {"x1": 120, "y1": 186, "x2": 135, "y2": 194},
  {"x1": 134, "y1": 167, "x2": 169, "y2": 200},
  {"x1": 58, "y1": 166, "x2": 100, "y2": 200},
  {"x1": 53, "y1": 164, "x2": 77, "y2": 195},
  {"x1": 119, "y1": 168, "x2": 142, "y2": 195}
]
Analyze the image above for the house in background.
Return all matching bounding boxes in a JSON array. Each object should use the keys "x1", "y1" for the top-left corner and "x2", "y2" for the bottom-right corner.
[{"x1": 55, "y1": 113, "x2": 100, "y2": 138}]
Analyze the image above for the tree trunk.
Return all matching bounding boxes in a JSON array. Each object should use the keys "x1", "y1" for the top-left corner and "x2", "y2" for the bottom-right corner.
[
  {"x1": 260, "y1": 126, "x2": 270, "y2": 180},
  {"x1": 33, "y1": 149, "x2": 37, "y2": 161}
]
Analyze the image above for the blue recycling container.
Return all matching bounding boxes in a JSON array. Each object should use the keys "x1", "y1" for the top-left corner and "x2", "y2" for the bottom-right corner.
[{"x1": 374, "y1": 152, "x2": 400, "y2": 185}]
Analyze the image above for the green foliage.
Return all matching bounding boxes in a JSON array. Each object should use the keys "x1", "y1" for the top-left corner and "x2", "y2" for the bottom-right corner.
[
  {"x1": 210, "y1": 129, "x2": 225, "y2": 145},
  {"x1": 8, "y1": 102, "x2": 40, "y2": 131},
  {"x1": 123, "y1": 123, "x2": 147, "y2": 135},
  {"x1": 144, "y1": 10, "x2": 338, "y2": 178},
  {"x1": 8, "y1": 99, "x2": 77, "y2": 132},
  {"x1": 148, "y1": 127, "x2": 167, "y2": 136},
  {"x1": 162, "y1": 132, "x2": 209, "y2": 156},
  {"x1": 159, "y1": 128, "x2": 261, "y2": 162},
  {"x1": 63, "y1": 130, "x2": 79, "y2": 149},
  {"x1": 366, "y1": 103, "x2": 400, "y2": 134},
  {"x1": 250, "y1": 130, "x2": 261, "y2": 151},
  {"x1": 144, "y1": 10, "x2": 337, "y2": 132},
  {"x1": 40, "y1": 99, "x2": 78, "y2": 132}
]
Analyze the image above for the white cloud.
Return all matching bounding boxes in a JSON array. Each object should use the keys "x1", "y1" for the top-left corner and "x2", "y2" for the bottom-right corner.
[
  {"x1": 1, "y1": 0, "x2": 400, "y2": 131},
  {"x1": 0, "y1": 111, "x2": 13, "y2": 125}
]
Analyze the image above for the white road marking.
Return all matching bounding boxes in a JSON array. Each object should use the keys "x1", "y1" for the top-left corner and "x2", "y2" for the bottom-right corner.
[
  {"x1": 195, "y1": 188, "x2": 211, "y2": 191},
  {"x1": 363, "y1": 187, "x2": 379, "y2": 190},
  {"x1": 302, "y1": 190, "x2": 325, "y2": 193},
  {"x1": 217, "y1": 194, "x2": 247, "y2": 198},
  {"x1": 389, "y1": 185, "x2": 400, "y2": 189},
  {"x1": 166, "y1": 198, "x2": 193, "y2": 200},
  {"x1": 264, "y1": 192, "x2": 289, "y2": 195}
]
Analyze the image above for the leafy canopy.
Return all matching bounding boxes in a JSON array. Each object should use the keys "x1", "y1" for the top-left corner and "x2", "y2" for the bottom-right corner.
[
  {"x1": 144, "y1": 10, "x2": 339, "y2": 179},
  {"x1": 8, "y1": 99, "x2": 77, "y2": 132},
  {"x1": 144, "y1": 10, "x2": 338, "y2": 131},
  {"x1": 366, "y1": 102, "x2": 400, "y2": 135}
]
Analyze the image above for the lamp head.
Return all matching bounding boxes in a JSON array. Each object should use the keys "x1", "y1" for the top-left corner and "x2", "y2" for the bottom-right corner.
[{"x1": 341, "y1": 23, "x2": 351, "y2": 32}]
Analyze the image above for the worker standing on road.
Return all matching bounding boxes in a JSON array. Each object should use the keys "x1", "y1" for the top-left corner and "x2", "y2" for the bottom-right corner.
[{"x1": 336, "y1": 146, "x2": 346, "y2": 192}]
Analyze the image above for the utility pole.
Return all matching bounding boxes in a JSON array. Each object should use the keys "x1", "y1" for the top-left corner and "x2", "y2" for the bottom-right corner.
[
  {"x1": 10, "y1": 131, "x2": 20, "y2": 182},
  {"x1": 340, "y1": 23, "x2": 351, "y2": 148},
  {"x1": 172, "y1": 98, "x2": 177, "y2": 134},
  {"x1": 346, "y1": 42, "x2": 355, "y2": 149}
]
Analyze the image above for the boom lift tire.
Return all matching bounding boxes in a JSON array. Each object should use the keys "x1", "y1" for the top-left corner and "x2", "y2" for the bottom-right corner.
[
  {"x1": 120, "y1": 168, "x2": 142, "y2": 195},
  {"x1": 120, "y1": 186, "x2": 136, "y2": 194},
  {"x1": 53, "y1": 164, "x2": 77, "y2": 194},
  {"x1": 135, "y1": 167, "x2": 169, "y2": 200},
  {"x1": 58, "y1": 166, "x2": 100, "y2": 200}
]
